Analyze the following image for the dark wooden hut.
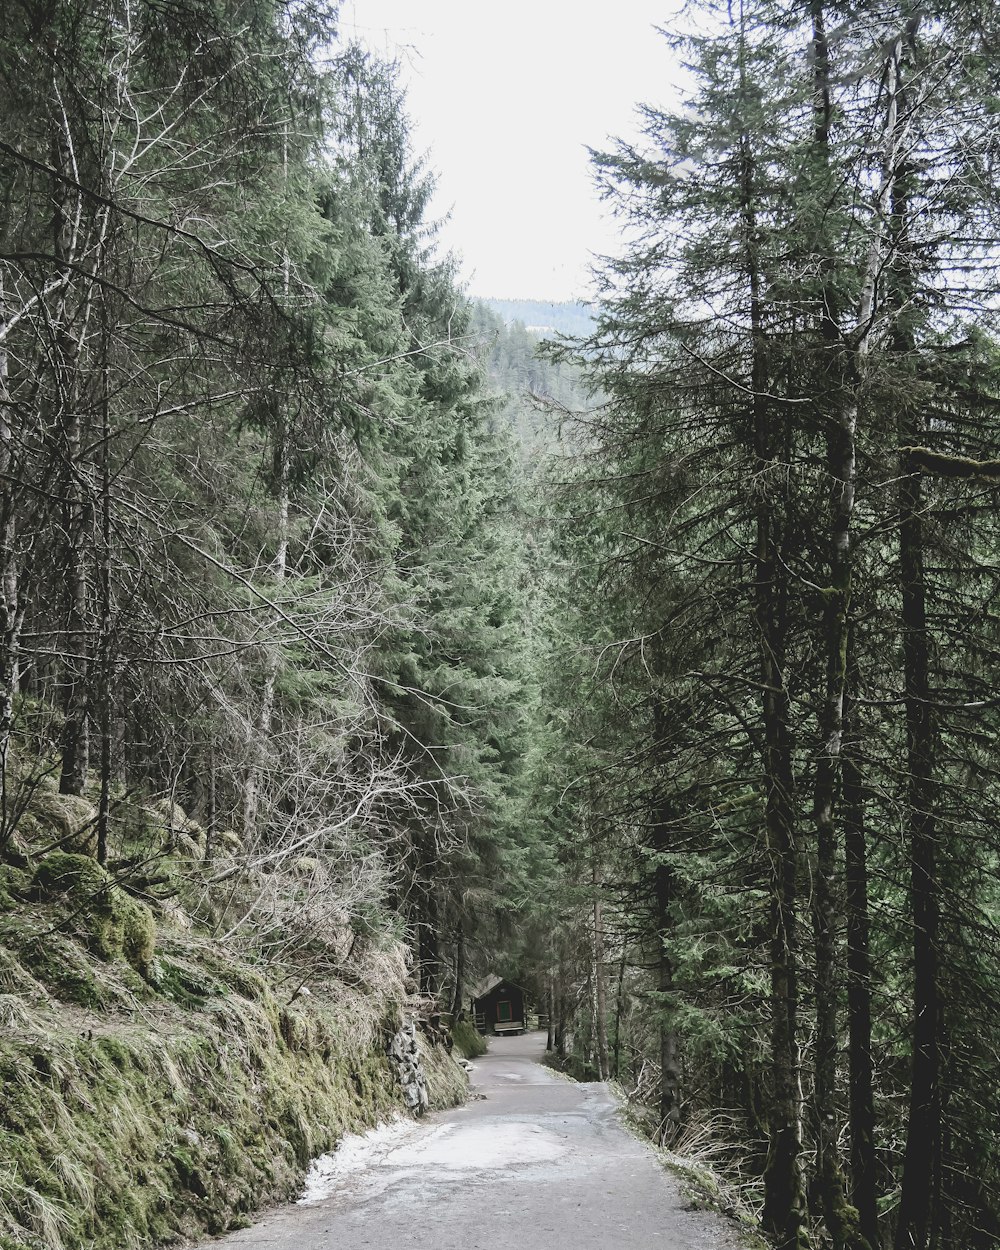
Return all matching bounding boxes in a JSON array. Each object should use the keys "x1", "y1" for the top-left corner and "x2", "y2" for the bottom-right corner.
[{"x1": 471, "y1": 975, "x2": 528, "y2": 1035}]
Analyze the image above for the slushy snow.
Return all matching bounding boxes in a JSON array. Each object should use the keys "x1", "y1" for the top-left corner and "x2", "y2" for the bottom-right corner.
[{"x1": 298, "y1": 1119, "x2": 421, "y2": 1204}]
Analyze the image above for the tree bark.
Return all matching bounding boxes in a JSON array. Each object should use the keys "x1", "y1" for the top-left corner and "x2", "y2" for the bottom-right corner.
[
  {"x1": 883, "y1": 21, "x2": 942, "y2": 1245},
  {"x1": 843, "y1": 722, "x2": 878, "y2": 1248},
  {"x1": 612, "y1": 946, "x2": 627, "y2": 1080},
  {"x1": 54, "y1": 136, "x2": 90, "y2": 798},
  {"x1": 592, "y1": 859, "x2": 610, "y2": 1080},
  {"x1": 893, "y1": 450, "x2": 941, "y2": 1250},
  {"x1": 806, "y1": 5, "x2": 872, "y2": 1243},
  {"x1": 0, "y1": 302, "x2": 22, "y2": 848},
  {"x1": 96, "y1": 295, "x2": 113, "y2": 866},
  {"x1": 450, "y1": 925, "x2": 466, "y2": 1021},
  {"x1": 242, "y1": 420, "x2": 289, "y2": 840}
]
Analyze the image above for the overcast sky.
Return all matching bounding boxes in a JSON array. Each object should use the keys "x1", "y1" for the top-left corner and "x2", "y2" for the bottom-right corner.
[{"x1": 339, "y1": 1, "x2": 686, "y2": 302}]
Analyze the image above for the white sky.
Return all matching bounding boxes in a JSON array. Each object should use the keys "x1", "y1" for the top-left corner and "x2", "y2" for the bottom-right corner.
[{"x1": 339, "y1": 1, "x2": 687, "y2": 301}]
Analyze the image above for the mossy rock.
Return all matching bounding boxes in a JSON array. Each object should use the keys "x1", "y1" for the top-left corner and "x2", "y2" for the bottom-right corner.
[
  {"x1": 145, "y1": 800, "x2": 207, "y2": 860},
  {"x1": 215, "y1": 829, "x2": 241, "y2": 852},
  {"x1": 26, "y1": 787, "x2": 98, "y2": 854},
  {"x1": 32, "y1": 853, "x2": 156, "y2": 975},
  {"x1": 148, "y1": 797, "x2": 189, "y2": 827},
  {"x1": 17, "y1": 932, "x2": 107, "y2": 1006},
  {"x1": 451, "y1": 1018, "x2": 488, "y2": 1059},
  {"x1": 170, "y1": 832, "x2": 204, "y2": 861}
]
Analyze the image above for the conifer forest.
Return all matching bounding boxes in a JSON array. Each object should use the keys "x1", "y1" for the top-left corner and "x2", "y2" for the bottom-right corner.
[{"x1": 2, "y1": 3, "x2": 1000, "y2": 1250}]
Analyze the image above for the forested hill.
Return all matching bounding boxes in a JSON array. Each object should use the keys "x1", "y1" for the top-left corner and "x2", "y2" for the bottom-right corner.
[
  {"x1": 482, "y1": 298, "x2": 596, "y2": 339},
  {"x1": 472, "y1": 302, "x2": 591, "y2": 451},
  {"x1": 3, "y1": 6, "x2": 1000, "y2": 1250}
]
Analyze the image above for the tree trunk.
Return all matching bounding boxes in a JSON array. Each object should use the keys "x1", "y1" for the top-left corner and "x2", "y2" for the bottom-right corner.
[
  {"x1": 242, "y1": 424, "x2": 289, "y2": 840},
  {"x1": 807, "y1": 5, "x2": 867, "y2": 1243},
  {"x1": 843, "y1": 724, "x2": 878, "y2": 1248},
  {"x1": 53, "y1": 133, "x2": 90, "y2": 798},
  {"x1": 546, "y1": 962, "x2": 555, "y2": 1051},
  {"x1": 592, "y1": 860, "x2": 610, "y2": 1080},
  {"x1": 893, "y1": 450, "x2": 941, "y2": 1250},
  {"x1": 416, "y1": 850, "x2": 441, "y2": 1000},
  {"x1": 205, "y1": 746, "x2": 217, "y2": 864},
  {"x1": 654, "y1": 854, "x2": 680, "y2": 1142},
  {"x1": 884, "y1": 23, "x2": 941, "y2": 1244},
  {"x1": 0, "y1": 319, "x2": 22, "y2": 848},
  {"x1": 736, "y1": 72, "x2": 806, "y2": 1244},
  {"x1": 450, "y1": 926, "x2": 466, "y2": 1021},
  {"x1": 95, "y1": 297, "x2": 113, "y2": 867},
  {"x1": 612, "y1": 946, "x2": 627, "y2": 1080}
]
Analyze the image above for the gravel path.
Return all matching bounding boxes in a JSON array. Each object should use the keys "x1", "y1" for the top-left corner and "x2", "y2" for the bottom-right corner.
[{"x1": 196, "y1": 1031, "x2": 744, "y2": 1249}]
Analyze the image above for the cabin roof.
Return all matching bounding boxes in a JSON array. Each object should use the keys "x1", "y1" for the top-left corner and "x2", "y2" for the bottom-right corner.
[
  {"x1": 470, "y1": 973, "x2": 504, "y2": 1000},
  {"x1": 471, "y1": 974, "x2": 528, "y2": 1002}
]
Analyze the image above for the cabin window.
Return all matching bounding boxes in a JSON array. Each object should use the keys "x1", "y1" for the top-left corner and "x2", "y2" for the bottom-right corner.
[{"x1": 497, "y1": 1001, "x2": 512, "y2": 1022}]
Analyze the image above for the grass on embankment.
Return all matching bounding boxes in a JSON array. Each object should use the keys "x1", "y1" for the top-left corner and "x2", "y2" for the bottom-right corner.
[
  {"x1": 0, "y1": 787, "x2": 467, "y2": 1250},
  {"x1": 451, "y1": 1018, "x2": 488, "y2": 1059}
]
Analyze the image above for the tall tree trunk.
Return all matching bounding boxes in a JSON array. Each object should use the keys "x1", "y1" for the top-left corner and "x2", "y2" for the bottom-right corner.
[
  {"x1": 893, "y1": 448, "x2": 940, "y2": 1250},
  {"x1": 555, "y1": 943, "x2": 567, "y2": 1058},
  {"x1": 806, "y1": 6, "x2": 873, "y2": 1243},
  {"x1": 205, "y1": 746, "x2": 217, "y2": 863},
  {"x1": 735, "y1": 64, "x2": 806, "y2": 1243},
  {"x1": 882, "y1": 21, "x2": 941, "y2": 1246},
  {"x1": 650, "y1": 694, "x2": 681, "y2": 1140},
  {"x1": 843, "y1": 719, "x2": 878, "y2": 1248},
  {"x1": 450, "y1": 925, "x2": 466, "y2": 1021},
  {"x1": 95, "y1": 297, "x2": 113, "y2": 867},
  {"x1": 612, "y1": 946, "x2": 627, "y2": 1080},
  {"x1": 0, "y1": 308, "x2": 22, "y2": 848},
  {"x1": 592, "y1": 859, "x2": 610, "y2": 1080},
  {"x1": 546, "y1": 956, "x2": 555, "y2": 1051},
  {"x1": 54, "y1": 140, "x2": 90, "y2": 798},
  {"x1": 242, "y1": 423, "x2": 289, "y2": 840},
  {"x1": 654, "y1": 852, "x2": 680, "y2": 1141}
]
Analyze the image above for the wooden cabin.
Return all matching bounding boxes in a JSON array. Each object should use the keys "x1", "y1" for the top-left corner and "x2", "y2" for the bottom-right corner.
[{"x1": 471, "y1": 975, "x2": 528, "y2": 1035}]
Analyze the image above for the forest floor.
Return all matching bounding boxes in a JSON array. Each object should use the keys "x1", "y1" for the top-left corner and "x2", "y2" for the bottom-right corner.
[{"x1": 192, "y1": 1031, "x2": 748, "y2": 1250}]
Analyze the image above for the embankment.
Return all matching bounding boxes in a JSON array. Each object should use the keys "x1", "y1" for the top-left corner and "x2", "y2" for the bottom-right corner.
[{"x1": 0, "y1": 788, "x2": 467, "y2": 1250}]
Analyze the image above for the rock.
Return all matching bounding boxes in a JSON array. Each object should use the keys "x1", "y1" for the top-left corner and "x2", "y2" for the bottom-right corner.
[
  {"x1": 145, "y1": 798, "x2": 207, "y2": 859},
  {"x1": 387, "y1": 1015, "x2": 431, "y2": 1117},
  {"x1": 215, "y1": 829, "x2": 241, "y2": 852},
  {"x1": 159, "y1": 899, "x2": 193, "y2": 930},
  {"x1": 30, "y1": 789, "x2": 99, "y2": 855}
]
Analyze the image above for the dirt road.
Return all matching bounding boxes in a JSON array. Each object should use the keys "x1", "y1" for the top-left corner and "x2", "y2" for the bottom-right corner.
[{"x1": 197, "y1": 1031, "x2": 742, "y2": 1249}]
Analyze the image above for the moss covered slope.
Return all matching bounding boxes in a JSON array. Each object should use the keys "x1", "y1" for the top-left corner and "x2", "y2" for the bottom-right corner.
[{"x1": 0, "y1": 839, "x2": 465, "y2": 1250}]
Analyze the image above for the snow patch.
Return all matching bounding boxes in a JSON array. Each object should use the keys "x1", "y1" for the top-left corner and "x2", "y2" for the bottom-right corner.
[
  {"x1": 384, "y1": 1122, "x2": 563, "y2": 1169},
  {"x1": 298, "y1": 1118, "x2": 422, "y2": 1204}
]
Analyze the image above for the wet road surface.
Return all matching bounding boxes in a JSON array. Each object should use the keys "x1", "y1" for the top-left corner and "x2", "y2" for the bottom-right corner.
[{"x1": 196, "y1": 1031, "x2": 742, "y2": 1249}]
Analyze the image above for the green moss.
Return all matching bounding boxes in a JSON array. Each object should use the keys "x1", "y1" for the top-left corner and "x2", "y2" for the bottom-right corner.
[
  {"x1": 1, "y1": 999, "x2": 412, "y2": 1250},
  {"x1": 17, "y1": 934, "x2": 108, "y2": 1007},
  {"x1": 158, "y1": 959, "x2": 220, "y2": 1008},
  {"x1": 417, "y1": 1034, "x2": 469, "y2": 1109},
  {"x1": 452, "y1": 1018, "x2": 488, "y2": 1058},
  {"x1": 32, "y1": 853, "x2": 156, "y2": 977},
  {"x1": 224, "y1": 965, "x2": 269, "y2": 1000}
]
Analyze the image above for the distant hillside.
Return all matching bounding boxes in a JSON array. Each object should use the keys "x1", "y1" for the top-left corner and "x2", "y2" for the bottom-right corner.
[
  {"x1": 482, "y1": 298, "x2": 596, "y2": 340},
  {"x1": 469, "y1": 301, "x2": 593, "y2": 457}
]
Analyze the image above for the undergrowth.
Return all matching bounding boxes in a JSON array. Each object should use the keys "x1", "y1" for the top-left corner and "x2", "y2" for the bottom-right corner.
[{"x1": 614, "y1": 1091, "x2": 769, "y2": 1248}]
